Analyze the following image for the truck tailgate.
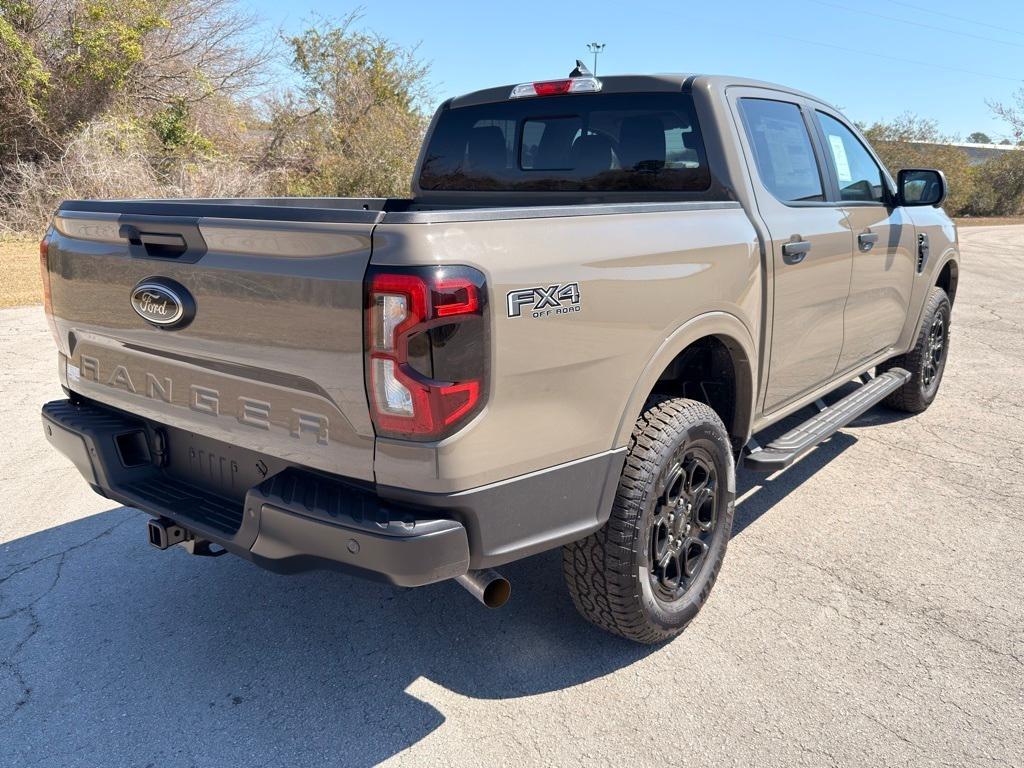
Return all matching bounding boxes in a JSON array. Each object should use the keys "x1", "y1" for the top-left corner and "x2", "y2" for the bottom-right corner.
[{"x1": 47, "y1": 205, "x2": 378, "y2": 481}]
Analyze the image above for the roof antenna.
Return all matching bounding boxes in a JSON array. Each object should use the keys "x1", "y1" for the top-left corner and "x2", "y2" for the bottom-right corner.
[{"x1": 570, "y1": 59, "x2": 592, "y2": 78}]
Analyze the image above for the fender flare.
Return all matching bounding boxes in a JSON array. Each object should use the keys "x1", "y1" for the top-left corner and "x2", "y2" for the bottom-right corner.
[
  {"x1": 935, "y1": 253, "x2": 959, "y2": 305},
  {"x1": 613, "y1": 312, "x2": 759, "y2": 447}
]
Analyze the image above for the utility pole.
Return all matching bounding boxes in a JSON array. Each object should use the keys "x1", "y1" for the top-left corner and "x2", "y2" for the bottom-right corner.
[{"x1": 586, "y1": 42, "x2": 606, "y2": 75}]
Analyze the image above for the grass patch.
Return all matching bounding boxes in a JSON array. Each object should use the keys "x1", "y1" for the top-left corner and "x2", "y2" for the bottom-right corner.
[
  {"x1": 954, "y1": 216, "x2": 1024, "y2": 227},
  {"x1": 0, "y1": 238, "x2": 42, "y2": 308}
]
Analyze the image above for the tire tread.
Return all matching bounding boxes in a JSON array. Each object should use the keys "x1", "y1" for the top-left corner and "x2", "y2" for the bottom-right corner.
[
  {"x1": 562, "y1": 397, "x2": 731, "y2": 644},
  {"x1": 879, "y1": 287, "x2": 950, "y2": 413}
]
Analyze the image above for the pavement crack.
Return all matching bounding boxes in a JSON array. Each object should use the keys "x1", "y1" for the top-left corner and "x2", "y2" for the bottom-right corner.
[
  {"x1": 0, "y1": 511, "x2": 141, "y2": 723},
  {"x1": 0, "y1": 510, "x2": 141, "y2": 589}
]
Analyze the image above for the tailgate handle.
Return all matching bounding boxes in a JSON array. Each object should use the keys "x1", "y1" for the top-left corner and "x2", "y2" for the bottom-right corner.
[{"x1": 119, "y1": 224, "x2": 189, "y2": 258}]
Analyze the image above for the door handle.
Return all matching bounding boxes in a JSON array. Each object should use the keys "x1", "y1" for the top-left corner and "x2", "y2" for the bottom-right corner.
[
  {"x1": 781, "y1": 239, "x2": 812, "y2": 264},
  {"x1": 858, "y1": 232, "x2": 879, "y2": 251}
]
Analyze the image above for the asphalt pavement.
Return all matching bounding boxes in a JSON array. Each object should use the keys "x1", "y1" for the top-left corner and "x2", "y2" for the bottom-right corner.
[{"x1": 2, "y1": 226, "x2": 1022, "y2": 767}]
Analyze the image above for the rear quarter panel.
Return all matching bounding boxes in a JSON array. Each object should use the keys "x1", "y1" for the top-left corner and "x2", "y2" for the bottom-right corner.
[{"x1": 371, "y1": 206, "x2": 760, "y2": 492}]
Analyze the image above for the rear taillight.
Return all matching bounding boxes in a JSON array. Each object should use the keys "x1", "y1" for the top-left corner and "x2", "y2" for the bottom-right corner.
[
  {"x1": 365, "y1": 266, "x2": 488, "y2": 441},
  {"x1": 39, "y1": 235, "x2": 59, "y2": 345}
]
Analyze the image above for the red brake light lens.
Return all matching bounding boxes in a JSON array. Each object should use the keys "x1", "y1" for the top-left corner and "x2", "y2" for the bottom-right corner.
[
  {"x1": 433, "y1": 277, "x2": 479, "y2": 317},
  {"x1": 439, "y1": 380, "x2": 481, "y2": 425},
  {"x1": 533, "y1": 79, "x2": 572, "y2": 96},
  {"x1": 365, "y1": 267, "x2": 487, "y2": 440}
]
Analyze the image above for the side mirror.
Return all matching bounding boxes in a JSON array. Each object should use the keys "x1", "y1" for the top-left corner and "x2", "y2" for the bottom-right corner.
[{"x1": 897, "y1": 168, "x2": 947, "y2": 208}]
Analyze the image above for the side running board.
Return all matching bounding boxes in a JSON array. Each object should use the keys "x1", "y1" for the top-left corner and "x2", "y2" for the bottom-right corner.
[{"x1": 743, "y1": 368, "x2": 911, "y2": 472}]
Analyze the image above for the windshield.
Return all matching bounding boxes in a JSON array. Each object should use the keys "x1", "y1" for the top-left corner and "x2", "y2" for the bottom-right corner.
[{"x1": 419, "y1": 92, "x2": 711, "y2": 193}]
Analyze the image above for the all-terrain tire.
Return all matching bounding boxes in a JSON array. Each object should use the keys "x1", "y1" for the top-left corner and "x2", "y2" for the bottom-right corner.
[
  {"x1": 879, "y1": 286, "x2": 951, "y2": 413},
  {"x1": 562, "y1": 397, "x2": 735, "y2": 644}
]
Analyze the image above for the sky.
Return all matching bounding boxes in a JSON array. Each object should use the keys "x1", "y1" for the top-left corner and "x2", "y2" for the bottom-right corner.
[{"x1": 243, "y1": 0, "x2": 1024, "y2": 140}]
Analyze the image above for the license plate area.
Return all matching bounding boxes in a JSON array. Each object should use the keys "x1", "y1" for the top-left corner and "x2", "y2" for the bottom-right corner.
[{"x1": 162, "y1": 428, "x2": 287, "y2": 503}]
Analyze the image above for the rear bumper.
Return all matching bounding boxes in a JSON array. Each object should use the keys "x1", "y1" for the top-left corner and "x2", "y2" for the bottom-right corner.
[
  {"x1": 41, "y1": 399, "x2": 469, "y2": 586},
  {"x1": 42, "y1": 398, "x2": 623, "y2": 584}
]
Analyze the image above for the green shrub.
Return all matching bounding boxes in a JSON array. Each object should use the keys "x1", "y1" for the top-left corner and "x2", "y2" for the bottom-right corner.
[{"x1": 966, "y1": 151, "x2": 1024, "y2": 217}]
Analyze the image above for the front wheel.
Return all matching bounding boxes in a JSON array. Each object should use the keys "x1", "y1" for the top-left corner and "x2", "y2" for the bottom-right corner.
[
  {"x1": 562, "y1": 397, "x2": 735, "y2": 644},
  {"x1": 879, "y1": 286, "x2": 951, "y2": 413}
]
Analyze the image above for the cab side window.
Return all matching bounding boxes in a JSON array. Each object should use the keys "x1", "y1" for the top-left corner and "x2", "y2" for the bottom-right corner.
[
  {"x1": 737, "y1": 98, "x2": 825, "y2": 204},
  {"x1": 816, "y1": 113, "x2": 886, "y2": 204}
]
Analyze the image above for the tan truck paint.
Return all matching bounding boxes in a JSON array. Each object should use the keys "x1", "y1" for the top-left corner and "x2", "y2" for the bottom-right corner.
[{"x1": 371, "y1": 205, "x2": 760, "y2": 492}]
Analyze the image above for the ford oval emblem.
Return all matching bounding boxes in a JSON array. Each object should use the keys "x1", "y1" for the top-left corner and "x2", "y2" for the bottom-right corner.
[{"x1": 130, "y1": 278, "x2": 195, "y2": 329}]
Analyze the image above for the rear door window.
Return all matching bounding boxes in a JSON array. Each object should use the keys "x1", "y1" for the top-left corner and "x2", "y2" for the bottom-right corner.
[
  {"x1": 419, "y1": 93, "x2": 711, "y2": 192},
  {"x1": 737, "y1": 98, "x2": 825, "y2": 204}
]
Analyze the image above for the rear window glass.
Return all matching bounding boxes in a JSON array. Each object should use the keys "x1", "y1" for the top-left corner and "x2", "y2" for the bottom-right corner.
[
  {"x1": 737, "y1": 98, "x2": 824, "y2": 204},
  {"x1": 419, "y1": 92, "x2": 711, "y2": 192}
]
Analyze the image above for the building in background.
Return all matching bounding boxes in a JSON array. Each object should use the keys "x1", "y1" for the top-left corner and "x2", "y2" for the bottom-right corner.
[{"x1": 922, "y1": 141, "x2": 1024, "y2": 166}]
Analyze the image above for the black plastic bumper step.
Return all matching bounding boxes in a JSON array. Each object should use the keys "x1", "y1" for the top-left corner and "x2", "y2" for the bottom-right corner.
[
  {"x1": 743, "y1": 368, "x2": 910, "y2": 472},
  {"x1": 42, "y1": 399, "x2": 244, "y2": 537},
  {"x1": 125, "y1": 476, "x2": 244, "y2": 536}
]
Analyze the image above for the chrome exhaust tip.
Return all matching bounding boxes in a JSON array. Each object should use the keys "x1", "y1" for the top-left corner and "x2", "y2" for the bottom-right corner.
[{"x1": 455, "y1": 568, "x2": 511, "y2": 608}]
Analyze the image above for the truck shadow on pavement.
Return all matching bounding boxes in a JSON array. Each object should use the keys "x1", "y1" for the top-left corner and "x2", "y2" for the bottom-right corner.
[
  {"x1": 733, "y1": 431, "x2": 857, "y2": 536},
  {"x1": 3, "y1": 415, "x2": 863, "y2": 767}
]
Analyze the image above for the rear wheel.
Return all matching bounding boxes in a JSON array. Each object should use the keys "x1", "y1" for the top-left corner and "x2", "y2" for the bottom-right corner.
[
  {"x1": 562, "y1": 397, "x2": 735, "y2": 644},
  {"x1": 880, "y1": 286, "x2": 951, "y2": 413}
]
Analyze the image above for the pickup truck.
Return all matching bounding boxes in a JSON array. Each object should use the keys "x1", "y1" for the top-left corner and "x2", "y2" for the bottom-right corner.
[{"x1": 40, "y1": 67, "x2": 959, "y2": 643}]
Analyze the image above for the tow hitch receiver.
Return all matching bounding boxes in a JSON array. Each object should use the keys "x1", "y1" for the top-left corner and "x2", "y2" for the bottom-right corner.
[
  {"x1": 148, "y1": 517, "x2": 188, "y2": 549},
  {"x1": 147, "y1": 517, "x2": 226, "y2": 557}
]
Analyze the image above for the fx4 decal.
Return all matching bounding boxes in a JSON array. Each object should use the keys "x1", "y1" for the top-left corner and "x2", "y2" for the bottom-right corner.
[{"x1": 507, "y1": 283, "x2": 581, "y2": 318}]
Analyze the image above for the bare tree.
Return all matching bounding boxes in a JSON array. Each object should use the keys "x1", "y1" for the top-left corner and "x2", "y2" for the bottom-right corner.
[
  {"x1": 988, "y1": 88, "x2": 1024, "y2": 144},
  {"x1": 127, "y1": 0, "x2": 274, "y2": 106}
]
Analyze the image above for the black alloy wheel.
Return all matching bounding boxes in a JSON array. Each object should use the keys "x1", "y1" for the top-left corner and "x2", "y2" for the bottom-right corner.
[{"x1": 648, "y1": 448, "x2": 718, "y2": 602}]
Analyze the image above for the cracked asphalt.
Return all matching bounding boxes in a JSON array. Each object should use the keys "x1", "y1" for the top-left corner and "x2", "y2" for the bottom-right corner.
[{"x1": 2, "y1": 226, "x2": 1022, "y2": 767}]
